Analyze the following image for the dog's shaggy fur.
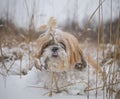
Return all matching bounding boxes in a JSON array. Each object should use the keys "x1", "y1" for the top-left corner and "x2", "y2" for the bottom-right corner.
[
  {"x1": 34, "y1": 28, "x2": 87, "y2": 72},
  {"x1": 33, "y1": 17, "x2": 103, "y2": 74}
]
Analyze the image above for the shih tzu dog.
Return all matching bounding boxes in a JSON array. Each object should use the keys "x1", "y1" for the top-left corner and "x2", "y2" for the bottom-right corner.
[
  {"x1": 33, "y1": 18, "x2": 87, "y2": 72},
  {"x1": 33, "y1": 17, "x2": 103, "y2": 74},
  {"x1": 33, "y1": 17, "x2": 104, "y2": 95}
]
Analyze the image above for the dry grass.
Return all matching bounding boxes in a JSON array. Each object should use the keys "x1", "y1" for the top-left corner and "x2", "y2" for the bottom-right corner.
[{"x1": 0, "y1": 0, "x2": 120, "y2": 98}]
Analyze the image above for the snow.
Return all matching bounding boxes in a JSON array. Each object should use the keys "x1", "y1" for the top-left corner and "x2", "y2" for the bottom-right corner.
[
  {"x1": 0, "y1": 43, "x2": 119, "y2": 99},
  {"x1": 0, "y1": 0, "x2": 119, "y2": 98},
  {"x1": 0, "y1": 69, "x2": 102, "y2": 99}
]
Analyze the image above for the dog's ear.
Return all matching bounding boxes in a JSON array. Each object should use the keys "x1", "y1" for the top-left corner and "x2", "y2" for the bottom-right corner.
[
  {"x1": 34, "y1": 17, "x2": 58, "y2": 59},
  {"x1": 34, "y1": 33, "x2": 51, "y2": 58},
  {"x1": 59, "y1": 32, "x2": 85, "y2": 67}
]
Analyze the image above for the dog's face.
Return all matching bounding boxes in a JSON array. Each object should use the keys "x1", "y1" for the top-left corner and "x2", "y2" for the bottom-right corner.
[
  {"x1": 40, "y1": 42, "x2": 70, "y2": 72},
  {"x1": 34, "y1": 29, "x2": 87, "y2": 72},
  {"x1": 43, "y1": 43, "x2": 66, "y2": 59}
]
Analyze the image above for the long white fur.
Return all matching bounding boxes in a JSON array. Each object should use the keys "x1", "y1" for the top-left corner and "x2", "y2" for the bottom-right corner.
[{"x1": 40, "y1": 44, "x2": 69, "y2": 72}]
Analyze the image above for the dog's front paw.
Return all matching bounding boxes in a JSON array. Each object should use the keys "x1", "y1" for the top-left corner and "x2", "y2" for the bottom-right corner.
[
  {"x1": 41, "y1": 64, "x2": 48, "y2": 70},
  {"x1": 75, "y1": 63, "x2": 86, "y2": 71},
  {"x1": 34, "y1": 58, "x2": 42, "y2": 70}
]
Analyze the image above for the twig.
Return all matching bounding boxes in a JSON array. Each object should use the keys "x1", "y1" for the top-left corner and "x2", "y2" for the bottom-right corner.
[
  {"x1": 6, "y1": 60, "x2": 15, "y2": 73},
  {"x1": 83, "y1": 0, "x2": 106, "y2": 32},
  {"x1": 85, "y1": 82, "x2": 120, "y2": 92},
  {"x1": 109, "y1": 0, "x2": 112, "y2": 44},
  {"x1": 0, "y1": 42, "x2": 8, "y2": 71}
]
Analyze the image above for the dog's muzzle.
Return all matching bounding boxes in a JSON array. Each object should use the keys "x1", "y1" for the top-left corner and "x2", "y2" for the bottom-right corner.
[{"x1": 51, "y1": 46, "x2": 59, "y2": 57}]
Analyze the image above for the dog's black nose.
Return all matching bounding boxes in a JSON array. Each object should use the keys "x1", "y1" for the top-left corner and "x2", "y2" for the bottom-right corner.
[{"x1": 52, "y1": 47, "x2": 58, "y2": 52}]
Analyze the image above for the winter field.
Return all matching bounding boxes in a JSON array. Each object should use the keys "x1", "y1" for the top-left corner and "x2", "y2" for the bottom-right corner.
[
  {"x1": 0, "y1": 0, "x2": 120, "y2": 99},
  {"x1": 0, "y1": 42, "x2": 119, "y2": 99}
]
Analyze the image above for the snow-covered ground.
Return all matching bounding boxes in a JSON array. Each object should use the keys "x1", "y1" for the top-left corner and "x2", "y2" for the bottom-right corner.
[
  {"x1": 0, "y1": 72, "x2": 103, "y2": 99},
  {"x1": 0, "y1": 42, "x2": 119, "y2": 99}
]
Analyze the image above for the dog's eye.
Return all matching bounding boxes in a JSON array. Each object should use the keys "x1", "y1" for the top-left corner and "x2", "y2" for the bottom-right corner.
[{"x1": 59, "y1": 42, "x2": 66, "y2": 49}]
